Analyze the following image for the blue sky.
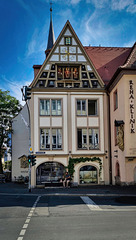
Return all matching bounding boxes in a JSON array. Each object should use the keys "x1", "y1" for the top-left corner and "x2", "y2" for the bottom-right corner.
[{"x1": 0, "y1": 0, "x2": 136, "y2": 104}]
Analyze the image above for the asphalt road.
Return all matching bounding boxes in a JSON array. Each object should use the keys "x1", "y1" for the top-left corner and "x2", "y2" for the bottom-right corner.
[{"x1": 0, "y1": 194, "x2": 136, "y2": 240}]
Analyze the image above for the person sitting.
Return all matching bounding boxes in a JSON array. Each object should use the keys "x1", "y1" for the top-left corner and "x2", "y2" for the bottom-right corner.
[{"x1": 63, "y1": 172, "x2": 71, "y2": 188}]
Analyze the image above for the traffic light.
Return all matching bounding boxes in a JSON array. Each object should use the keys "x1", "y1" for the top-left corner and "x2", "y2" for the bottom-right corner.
[
  {"x1": 32, "y1": 155, "x2": 36, "y2": 166},
  {"x1": 28, "y1": 155, "x2": 32, "y2": 164},
  {"x1": 24, "y1": 86, "x2": 31, "y2": 101}
]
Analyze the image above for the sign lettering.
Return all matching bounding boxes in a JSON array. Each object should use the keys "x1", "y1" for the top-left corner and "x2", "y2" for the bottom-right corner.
[{"x1": 129, "y1": 80, "x2": 135, "y2": 133}]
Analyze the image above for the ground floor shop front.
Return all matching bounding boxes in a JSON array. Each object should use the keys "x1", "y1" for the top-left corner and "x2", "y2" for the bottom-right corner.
[{"x1": 30, "y1": 155, "x2": 109, "y2": 188}]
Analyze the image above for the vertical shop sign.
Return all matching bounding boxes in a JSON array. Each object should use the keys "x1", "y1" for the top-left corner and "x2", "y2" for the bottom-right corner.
[{"x1": 129, "y1": 80, "x2": 135, "y2": 133}]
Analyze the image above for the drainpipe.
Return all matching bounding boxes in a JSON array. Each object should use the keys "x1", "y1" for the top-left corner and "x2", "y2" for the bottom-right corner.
[{"x1": 107, "y1": 92, "x2": 112, "y2": 185}]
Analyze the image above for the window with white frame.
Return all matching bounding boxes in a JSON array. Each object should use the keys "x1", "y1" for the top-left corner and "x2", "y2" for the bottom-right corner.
[
  {"x1": 40, "y1": 128, "x2": 62, "y2": 150},
  {"x1": 89, "y1": 128, "x2": 99, "y2": 149},
  {"x1": 51, "y1": 99, "x2": 62, "y2": 115},
  {"x1": 88, "y1": 100, "x2": 98, "y2": 115},
  {"x1": 77, "y1": 100, "x2": 86, "y2": 115},
  {"x1": 40, "y1": 129, "x2": 50, "y2": 149},
  {"x1": 40, "y1": 99, "x2": 50, "y2": 115},
  {"x1": 76, "y1": 99, "x2": 98, "y2": 116},
  {"x1": 52, "y1": 129, "x2": 62, "y2": 149},
  {"x1": 77, "y1": 128, "x2": 99, "y2": 150},
  {"x1": 40, "y1": 99, "x2": 62, "y2": 116},
  {"x1": 77, "y1": 129, "x2": 87, "y2": 149}
]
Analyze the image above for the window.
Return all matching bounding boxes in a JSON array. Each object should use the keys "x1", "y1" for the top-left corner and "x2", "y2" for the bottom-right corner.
[
  {"x1": 40, "y1": 129, "x2": 50, "y2": 149},
  {"x1": 77, "y1": 129, "x2": 87, "y2": 149},
  {"x1": 77, "y1": 128, "x2": 99, "y2": 150},
  {"x1": 52, "y1": 129, "x2": 62, "y2": 149},
  {"x1": 77, "y1": 100, "x2": 86, "y2": 115},
  {"x1": 51, "y1": 100, "x2": 62, "y2": 115},
  {"x1": 40, "y1": 128, "x2": 62, "y2": 150},
  {"x1": 65, "y1": 37, "x2": 72, "y2": 45},
  {"x1": 57, "y1": 66, "x2": 79, "y2": 80},
  {"x1": 40, "y1": 100, "x2": 50, "y2": 115},
  {"x1": 114, "y1": 90, "x2": 118, "y2": 110},
  {"x1": 88, "y1": 100, "x2": 97, "y2": 115},
  {"x1": 40, "y1": 99, "x2": 62, "y2": 116},
  {"x1": 89, "y1": 128, "x2": 99, "y2": 149}
]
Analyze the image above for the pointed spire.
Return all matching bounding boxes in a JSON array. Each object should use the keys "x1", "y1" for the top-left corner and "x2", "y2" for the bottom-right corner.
[{"x1": 45, "y1": 2, "x2": 55, "y2": 57}]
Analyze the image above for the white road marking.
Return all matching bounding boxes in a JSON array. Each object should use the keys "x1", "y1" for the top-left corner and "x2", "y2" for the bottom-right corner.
[
  {"x1": 20, "y1": 230, "x2": 26, "y2": 236},
  {"x1": 81, "y1": 196, "x2": 102, "y2": 211},
  {"x1": 23, "y1": 224, "x2": 28, "y2": 229},
  {"x1": 16, "y1": 195, "x2": 41, "y2": 240}
]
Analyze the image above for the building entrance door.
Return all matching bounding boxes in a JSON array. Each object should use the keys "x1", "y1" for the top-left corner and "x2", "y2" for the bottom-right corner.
[{"x1": 36, "y1": 162, "x2": 65, "y2": 185}]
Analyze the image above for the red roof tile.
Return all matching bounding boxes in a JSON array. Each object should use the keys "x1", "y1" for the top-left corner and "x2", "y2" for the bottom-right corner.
[{"x1": 84, "y1": 46, "x2": 132, "y2": 85}]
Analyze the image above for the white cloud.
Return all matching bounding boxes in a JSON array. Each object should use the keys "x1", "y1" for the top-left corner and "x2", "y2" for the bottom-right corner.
[
  {"x1": 111, "y1": 0, "x2": 133, "y2": 10},
  {"x1": 127, "y1": 3, "x2": 136, "y2": 13},
  {"x1": 26, "y1": 29, "x2": 38, "y2": 57},
  {"x1": 123, "y1": 40, "x2": 135, "y2": 47},
  {"x1": 111, "y1": 0, "x2": 136, "y2": 13},
  {"x1": 90, "y1": 0, "x2": 109, "y2": 9},
  {"x1": 70, "y1": 0, "x2": 81, "y2": 4},
  {"x1": 16, "y1": 0, "x2": 31, "y2": 12},
  {"x1": 0, "y1": 75, "x2": 31, "y2": 106}
]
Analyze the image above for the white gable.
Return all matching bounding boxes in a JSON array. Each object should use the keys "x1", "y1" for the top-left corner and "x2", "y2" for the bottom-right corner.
[{"x1": 32, "y1": 21, "x2": 104, "y2": 89}]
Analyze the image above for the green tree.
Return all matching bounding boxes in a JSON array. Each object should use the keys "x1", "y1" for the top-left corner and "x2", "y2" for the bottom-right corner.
[{"x1": 0, "y1": 89, "x2": 22, "y2": 173}]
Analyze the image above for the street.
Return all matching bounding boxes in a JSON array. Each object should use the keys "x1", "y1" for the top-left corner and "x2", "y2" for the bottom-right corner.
[{"x1": 0, "y1": 192, "x2": 136, "y2": 240}]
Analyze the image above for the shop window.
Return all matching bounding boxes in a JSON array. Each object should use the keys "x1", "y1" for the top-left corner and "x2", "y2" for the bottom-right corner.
[
  {"x1": 80, "y1": 165, "x2": 98, "y2": 184},
  {"x1": 88, "y1": 100, "x2": 98, "y2": 115}
]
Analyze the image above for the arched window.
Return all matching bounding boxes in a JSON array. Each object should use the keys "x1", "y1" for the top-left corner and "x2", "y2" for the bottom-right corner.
[
  {"x1": 79, "y1": 165, "x2": 98, "y2": 184},
  {"x1": 36, "y1": 162, "x2": 65, "y2": 185}
]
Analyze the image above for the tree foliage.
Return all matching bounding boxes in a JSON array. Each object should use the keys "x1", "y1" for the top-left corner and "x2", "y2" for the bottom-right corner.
[{"x1": 0, "y1": 89, "x2": 22, "y2": 173}]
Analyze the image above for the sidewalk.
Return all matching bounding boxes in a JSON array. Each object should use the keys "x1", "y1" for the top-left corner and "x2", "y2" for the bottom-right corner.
[{"x1": 0, "y1": 182, "x2": 136, "y2": 196}]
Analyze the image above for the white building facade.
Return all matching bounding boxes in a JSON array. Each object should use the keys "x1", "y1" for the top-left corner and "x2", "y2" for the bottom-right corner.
[{"x1": 29, "y1": 21, "x2": 110, "y2": 187}]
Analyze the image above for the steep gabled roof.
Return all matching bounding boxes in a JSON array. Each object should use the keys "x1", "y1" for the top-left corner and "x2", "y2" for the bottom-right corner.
[
  {"x1": 30, "y1": 20, "x2": 104, "y2": 88},
  {"x1": 84, "y1": 46, "x2": 131, "y2": 85}
]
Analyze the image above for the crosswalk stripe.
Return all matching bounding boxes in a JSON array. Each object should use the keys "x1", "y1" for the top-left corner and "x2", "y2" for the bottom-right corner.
[{"x1": 81, "y1": 196, "x2": 102, "y2": 211}]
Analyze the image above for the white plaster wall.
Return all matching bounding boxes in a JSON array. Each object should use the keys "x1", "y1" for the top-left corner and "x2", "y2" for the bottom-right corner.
[
  {"x1": 31, "y1": 156, "x2": 68, "y2": 187},
  {"x1": 12, "y1": 104, "x2": 29, "y2": 180},
  {"x1": 40, "y1": 117, "x2": 50, "y2": 127},
  {"x1": 52, "y1": 117, "x2": 62, "y2": 127},
  {"x1": 73, "y1": 157, "x2": 104, "y2": 184},
  {"x1": 33, "y1": 93, "x2": 68, "y2": 154},
  {"x1": 77, "y1": 117, "x2": 87, "y2": 127},
  {"x1": 88, "y1": 117, "x2": 99, "y2": 127},
  {"x1": 71, "y1": 93, "x2": 105, "y2": 154}
]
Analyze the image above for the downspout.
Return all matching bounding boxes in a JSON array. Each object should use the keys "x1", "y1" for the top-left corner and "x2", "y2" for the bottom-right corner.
[{"x1": 107, "y1": 91, "x2": 112, "y2": 185}]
